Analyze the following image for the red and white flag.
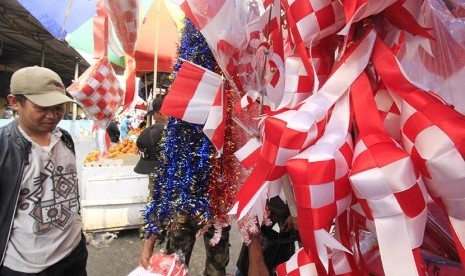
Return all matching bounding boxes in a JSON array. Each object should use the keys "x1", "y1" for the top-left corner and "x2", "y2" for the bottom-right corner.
[
  {"x1": 203, "y1": 85, "x2": 226, "y2": 155},
  {"x1": 234, "y1": 138, "x2": 262, "y2": 170},
  {"x1": 161, "y1": 61, "x2": 222, "y2": 125}
]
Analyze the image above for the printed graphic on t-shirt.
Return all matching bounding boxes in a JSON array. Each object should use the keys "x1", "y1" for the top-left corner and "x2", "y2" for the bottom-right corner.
[{"x1": 19, "y1": 160, "x2": 79, "y2": 235}]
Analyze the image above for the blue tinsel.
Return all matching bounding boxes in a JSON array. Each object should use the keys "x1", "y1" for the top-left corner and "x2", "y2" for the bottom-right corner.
[{"x1": 142, "y1": 18, "x2": 216, "y2": 238}]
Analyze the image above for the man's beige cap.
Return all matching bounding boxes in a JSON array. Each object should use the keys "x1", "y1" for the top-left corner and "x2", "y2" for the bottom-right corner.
[{"x1": 10, "y1": 66, "x2": 75, "y2": 107}]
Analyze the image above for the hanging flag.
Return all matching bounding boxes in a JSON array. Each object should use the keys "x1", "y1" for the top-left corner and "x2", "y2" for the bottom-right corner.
[{"x1": 161, "y1": 61, "x2": 222, "y2": 125}]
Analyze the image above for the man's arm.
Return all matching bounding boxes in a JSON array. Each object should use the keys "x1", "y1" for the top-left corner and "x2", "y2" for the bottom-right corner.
[
  {"x1": 139, "y1": 235, "x2": 156, "y2": 269},
  {"x1": 247, "y1": 235, "x2": 270, "y2": 276}
]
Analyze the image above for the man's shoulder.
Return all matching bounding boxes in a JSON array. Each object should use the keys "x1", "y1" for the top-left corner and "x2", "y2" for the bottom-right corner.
[
  {"x1": 0, "y1": 121, "x2": 15, "y2": 138},
  {"x1": 0, "y1": 124, "x2": 8, "y2": 139},
  {"x1": 58, "y1": 127, "x2": 72, "y2": 137},
  {"x1": 57, "y1": 127, "x2": 75, "y2": 153},
  {"x1": 153, "y1": 122, "x2": 166, "y2": 130}
]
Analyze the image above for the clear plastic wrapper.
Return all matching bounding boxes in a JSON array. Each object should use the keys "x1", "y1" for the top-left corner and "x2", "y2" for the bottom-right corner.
[{"x1": 400, "y1": 0, "x2": 465, "y2": 114}]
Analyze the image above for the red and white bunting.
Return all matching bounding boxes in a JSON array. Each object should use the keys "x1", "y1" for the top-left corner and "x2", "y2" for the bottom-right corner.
[
  {"x1": 374, "y1": 83, "x2": 402, "y2": 142},
  {"x1": 284, "y1": 0, "x2": 345, "y2": 45},
  {"x1": 338, "y1": 0, "x2": 395, "y2": 35},
  {"x1": 286, "y1": 92, "x2": 353, "y2": 273},
  {"x1": 276, "y1": 248, "x2": 318, "y2": 276}
]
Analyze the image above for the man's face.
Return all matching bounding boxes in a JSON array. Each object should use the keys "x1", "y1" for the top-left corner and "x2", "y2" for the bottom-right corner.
[{"x1": 8, "y1": 95, "x2": 65, "y2": 134}]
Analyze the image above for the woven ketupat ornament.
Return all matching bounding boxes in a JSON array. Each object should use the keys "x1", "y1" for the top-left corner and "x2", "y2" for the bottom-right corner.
[
  {"x1": 349, "y1": 72, "x2": 428, "y2": 276},
  {"x1": 231, "y1": 29, "x2": 375, "y2": 220},
  {"x1": 372, "y1": 36, "x2": 465, "y2": 266},
  {"x1": 286, "y1": 92, "x2": 354, "y2": 274},
  {"x1": 67, "y1": 56, "x2": 124, "y2": 129}
]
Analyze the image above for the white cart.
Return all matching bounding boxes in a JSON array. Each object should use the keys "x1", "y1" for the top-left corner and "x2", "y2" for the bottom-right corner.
[{"x1": 80, "y1": 155, "x2": 150, "y2": 232}]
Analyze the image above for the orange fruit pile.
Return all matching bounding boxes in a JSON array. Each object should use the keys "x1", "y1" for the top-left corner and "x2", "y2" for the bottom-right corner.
[
  {"x1": 83, "y1": 138, "x2": 138, "y2": 163},
  {"x1": 108, "y1": 138, "x2": 138, "y2": 159},
  {"x1": 128, "y1": 128, "x2": 144, "y2": 136},
  {"x1": 84, "y1": 150, "x2": 100, "y2": 163}
]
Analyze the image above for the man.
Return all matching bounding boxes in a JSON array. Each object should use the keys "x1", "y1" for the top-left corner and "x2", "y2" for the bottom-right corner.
[
  {"x1": 136, "y1": 97, "x2": 168, "y2": 266},
  {"x1": 133, "y1": 96, "x2": 166, "y2": 175},
  {"x1": 64, "y1": 111, "x2": 73, "y2": 120},
  {"x1": 137, "y1": 96, "x2": 231, "y2": 276},
  {"x1": 237, "y1": 175, "x2": 299, "y2": 276},
  {"x1": 236, "y1": 197, "x2": 298, "y2": 276},
  {"x1": 120, "y1": 115, "x2": 131, "y2": 140},
  {"x1": 106, "y1": 120, "x2": 120, "y2": 144},
  {"x1": 0, "y1": 66, "x2": 87, "y2": 275}
]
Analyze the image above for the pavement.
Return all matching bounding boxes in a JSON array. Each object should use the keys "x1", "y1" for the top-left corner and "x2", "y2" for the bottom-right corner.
[{"x1": 75, "y1": 136, "x2": 242, "y2": 276}]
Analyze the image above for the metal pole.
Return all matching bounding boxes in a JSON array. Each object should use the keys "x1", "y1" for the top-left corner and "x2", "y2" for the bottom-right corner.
[
  {"x1": 72, "y1": 61, "x2": 79, "y2": 141},
  {"x1": 41, "y1": 47, "x2": 45, "y2": 67},
  {"x1": 153, "y1": 0, "x2": 161, "y2": 97}
]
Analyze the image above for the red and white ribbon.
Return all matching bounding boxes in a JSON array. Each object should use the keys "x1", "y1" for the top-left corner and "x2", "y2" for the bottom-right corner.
[
  {"x1": 373, "y1": 83, "x2": 402, "y2": 142},
  {"x1": 338, "y1": 0, "x2": 396, "y2": 35},
  {"x1": 234, "y1": 138, "x2": 262, "y2": 170}
]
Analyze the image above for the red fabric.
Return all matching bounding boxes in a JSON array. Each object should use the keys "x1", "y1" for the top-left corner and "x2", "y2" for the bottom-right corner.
[{"x1": 93, "y1": 0, "x2": 108, "y2": 59}]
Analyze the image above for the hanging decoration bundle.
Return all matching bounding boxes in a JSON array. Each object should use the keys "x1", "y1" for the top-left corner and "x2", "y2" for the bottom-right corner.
[{"x1": 162, "y1": 0, "x2": 465, "y2": 274}]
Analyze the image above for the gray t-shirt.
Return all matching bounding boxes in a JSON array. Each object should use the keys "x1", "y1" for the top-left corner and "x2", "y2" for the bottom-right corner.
[{"x1": 3, "y1": 128, "x2": 82, "y2": 273}]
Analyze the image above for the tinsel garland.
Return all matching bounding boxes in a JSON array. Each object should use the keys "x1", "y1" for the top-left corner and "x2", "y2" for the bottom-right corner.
[
  {"x1": 141, "y1": 18, "x2": 217, "y2": 239},
  {"x1": 201, "y1": 84, "x2": 243, "y2": 245},
  {"x1": 206, "y1": 84, "x2": 240, "y2": 225}
]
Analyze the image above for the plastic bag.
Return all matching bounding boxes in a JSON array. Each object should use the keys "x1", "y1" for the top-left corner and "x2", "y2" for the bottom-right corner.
[
  {"x1": 149, "y1": 252, "x2": 188, "y2": 276},
  {"x1": 90, "y1": 232, "x2": 117, "y2": 249}
]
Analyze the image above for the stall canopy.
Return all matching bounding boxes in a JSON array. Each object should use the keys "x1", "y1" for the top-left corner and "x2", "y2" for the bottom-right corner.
[
  {"x1": 18, "y1": 0, "x2": 182, "y2": 74},
  {"x1": 0, "y1": 0, "x2": 89, "y2": 97}
]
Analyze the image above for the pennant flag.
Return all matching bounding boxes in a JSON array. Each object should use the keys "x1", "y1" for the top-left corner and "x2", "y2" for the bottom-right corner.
[{"x1": 161, "y1": 61, "x2": 222, "y2": 125}]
